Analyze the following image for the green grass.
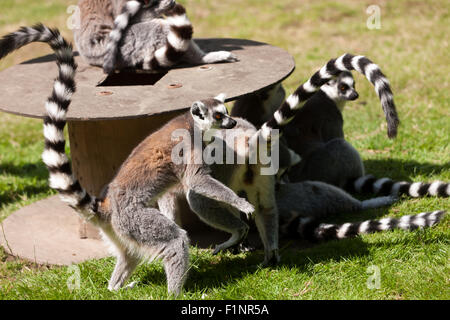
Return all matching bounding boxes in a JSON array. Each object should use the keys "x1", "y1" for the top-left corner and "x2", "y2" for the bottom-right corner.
[{"x1": 0, "y1": 0, "x2": 449, "y2": 300}]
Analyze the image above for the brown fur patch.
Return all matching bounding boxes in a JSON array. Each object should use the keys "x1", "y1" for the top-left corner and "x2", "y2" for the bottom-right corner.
[
  {"x1": 113, "y1": 112, "x2": 192, "y2": 187},
  {"x1": 99, "y1": 197, "x2": 111, "y2": 213}
]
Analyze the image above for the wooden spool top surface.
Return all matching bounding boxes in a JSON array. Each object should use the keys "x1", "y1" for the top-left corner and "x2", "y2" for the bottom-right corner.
[{"x1": 0, "y1": 38, "x2": 295, "y2": 121}]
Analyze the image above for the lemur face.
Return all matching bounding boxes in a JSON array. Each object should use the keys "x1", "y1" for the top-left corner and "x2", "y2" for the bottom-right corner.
[
  {"x1": 191, "y1": 94, "x2": 237, "y2": 131},
  {"x1": 336, "y1": 71, "x2": 359, "y2": 101},
  {"x1": 322, "y1": 71, "x2": 359, "y2": 102}
]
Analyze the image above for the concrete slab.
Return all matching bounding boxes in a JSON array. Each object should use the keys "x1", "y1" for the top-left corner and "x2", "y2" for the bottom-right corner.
[{"x1": 0, "y1": 196, "x2": 110, "y2": 265}]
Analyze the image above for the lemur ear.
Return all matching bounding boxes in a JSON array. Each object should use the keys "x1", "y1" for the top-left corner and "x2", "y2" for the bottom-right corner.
[
  {"x1": 214, "y1": 93, "x2": 227, "y2": 103},
  {"x1": 190, "y1": 101, "x2": 207, "y2": 120}
]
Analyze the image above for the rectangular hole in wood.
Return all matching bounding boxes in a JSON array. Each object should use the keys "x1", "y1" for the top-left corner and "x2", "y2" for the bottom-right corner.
[{"x1": 97, "y1": 70, "x2": 168, "y2": 87}]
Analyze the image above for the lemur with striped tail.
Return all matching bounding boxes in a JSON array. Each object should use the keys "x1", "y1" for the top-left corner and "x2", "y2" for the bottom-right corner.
[
  {"x1": 349, "y1": 174, "x2": 449, "y2": 198},
  {"x1": 232, "y1": 64, "x2": 449, "y2": 198},
  {"x1": 0, "y1": 24, "x2": 253, "y2": 296},
  {"x1": 258, "y1": 53, "x2": 399, "y2": 140},
  {"x1": 276, "y1": 181, "x2": 446, "y2": 241},
  {"x1": 74, "y1": 0, "x2": 237, "y2": 74}
]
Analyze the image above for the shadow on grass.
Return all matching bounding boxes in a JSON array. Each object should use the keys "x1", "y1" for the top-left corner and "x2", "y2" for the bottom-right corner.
[
  {"x1": 0, "y1": 161, "x2": 50, "y2": 207},
  {"x1": 0, "y1": 162, "x2": 47, "y2": 178},
  {"x1": 177, "y1": 235, "x2": 371, "y2": 293},
  {"x1": 364, "y1": 159, "x2": 450, "y2": 180}
]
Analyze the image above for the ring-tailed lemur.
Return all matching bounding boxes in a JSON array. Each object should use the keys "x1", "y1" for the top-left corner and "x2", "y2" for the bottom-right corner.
[
  {"x1": 276, "y1": 181, "x2": 447, "y2": 241},
  {"x1": 75, "y1": 0, "x2": 237, "y2": 74},
  {"x1": 258, "y1": 53, "x2": 399, "y2": 140},
  {"x1": 0, "y1": 24, "x2": 253, "y2": 296},
  {"x1": 349, "y1": 174, "x2": 450, "y2": 198},
  {"x1": 232, "y1": 69, "x2": 449, "y2": 197},
  {"x1": 159, "y1": 54, "x2": 402, "y2": 264},
  {"x1": 158, "y1": 117, "x2": 282, "y2": 265},
  {"x1": 163, "y1": 115, "x2": 445, "y2": 255}
]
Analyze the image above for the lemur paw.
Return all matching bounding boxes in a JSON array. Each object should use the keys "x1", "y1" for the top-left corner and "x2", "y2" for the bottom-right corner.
[
  {"x1": 204, "y1": 51, "x2": 239, "y2": 63},
  {"x1": 102, "y1": 61, "x2": 115, "y2": 75},
  {"x1": 124, "y1": 281, "x2": 137, "y2": 290},
  {"x1": 222, "y1": 52, "x2": 238, "y2": 62},
  {"x1": 108, "y1": 281, "x2": 137, "y2": 291},
  {"x1": 237, "y1": 198, "x2": 255, "y2": 217}
]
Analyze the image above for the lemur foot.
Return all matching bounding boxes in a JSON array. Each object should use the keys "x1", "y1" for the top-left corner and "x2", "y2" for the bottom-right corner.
[
  {"x1": 229, "y1": 239, "x2": 256, "y2": 254},
  {"x1": 202, "y1": 51, "x2": 238, "y2": 64},
  {"x1": 260, "y1": 249, "x2": 280, "y2": 267},
  {"x1": 108, "y1": 281, "x2": 137, "y2": 291},
  {"x1": 212, "y1": 244, "x2": 228, "y2": 255},
  {"x1": 124, "y1": 281, "x2": 137, "y2": 290},
  {"x1": 222, "y1": 52, "x2": 238, "y2": 62}
]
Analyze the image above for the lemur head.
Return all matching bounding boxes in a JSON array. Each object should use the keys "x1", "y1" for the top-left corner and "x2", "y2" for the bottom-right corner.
[
  {"x1": 321, "y1": 71, "x2": 359, "y2": 108},
  {"x1": 190, "y1": 93, "x2": 237, "y2": 131}
]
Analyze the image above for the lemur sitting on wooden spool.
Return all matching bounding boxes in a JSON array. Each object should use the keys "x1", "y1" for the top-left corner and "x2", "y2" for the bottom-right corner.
[{"x1": 74, "y1": 0, "x2": 237, "y2": 74}]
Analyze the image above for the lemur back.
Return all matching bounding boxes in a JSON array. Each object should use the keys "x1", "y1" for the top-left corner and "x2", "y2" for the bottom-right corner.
[
  {"x1": 0, "y1": 24, "x2": 253, "y2": 296},
  {"x1": 75, "y1": 0, "x2": 238, "y2": 74},
  {"x1": 231, "y1": 83, "x2": 286, "y2": 128}
]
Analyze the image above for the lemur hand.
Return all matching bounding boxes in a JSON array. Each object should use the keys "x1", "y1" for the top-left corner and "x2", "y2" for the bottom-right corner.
[{"x1": 236, "y1": 198, "x2": 255, "y2": 219}]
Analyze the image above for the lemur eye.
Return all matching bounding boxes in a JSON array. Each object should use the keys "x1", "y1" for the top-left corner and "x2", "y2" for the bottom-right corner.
[
  {"x1": 340, "y1": 85, "x2": 347, "y2": 91},
  {"x1": 214, "y1": 113, "x2": 223, "y2": 120}
]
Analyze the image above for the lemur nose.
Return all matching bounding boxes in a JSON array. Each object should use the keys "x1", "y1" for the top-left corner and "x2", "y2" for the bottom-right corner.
[
  {"x1": 349, "y1": 91, "x2": 359, "y2": 101},
  {"x1": 222, "y1": 117, "x2": 237, "y2": 129}
]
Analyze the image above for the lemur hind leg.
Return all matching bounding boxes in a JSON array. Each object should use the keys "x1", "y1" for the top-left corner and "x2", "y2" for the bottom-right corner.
[
  {"x1": 186, "y1": 190, "x2": 249, "y2": 254},
  {"x1": 114, "y1": 206, "x2": 190, "y2": 296},
  {"x1": 108, "y1": 250, "x2": 140, "y2": 291},
  {"x1": 158, "y1": 190, "x2": 182, "y2": 226},
  {"x1": 254, "y1": 206, "x2": 279, "y2": 266}
]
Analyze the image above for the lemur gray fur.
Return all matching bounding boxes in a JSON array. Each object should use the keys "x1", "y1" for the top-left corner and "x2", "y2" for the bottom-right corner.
[
  {"x1": 232, "y1": 70, "x2": 450, "y2": 197},
  {"x1": 74, "y1": 0, "x2": 237, "y2": 74},
  {"x1": 0, "y1": 24, "x2": 254, "y2": 296}
]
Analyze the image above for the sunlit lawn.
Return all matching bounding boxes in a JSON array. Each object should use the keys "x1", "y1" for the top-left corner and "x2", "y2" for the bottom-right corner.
[{"x1": 0, "y1": 0, "x2": 448, "y2": 299}]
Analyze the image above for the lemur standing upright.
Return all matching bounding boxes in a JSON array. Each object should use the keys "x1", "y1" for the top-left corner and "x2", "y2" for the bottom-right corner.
[
  {"x1": 74, "y1": 0, "x2": 237, "y2": 74},
  {"x1": 0, "y1": 24, "x2": 253, "y2": 296},
  {"x1": 232, "y1": 69, "x2": 450, "y2": 198}
]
